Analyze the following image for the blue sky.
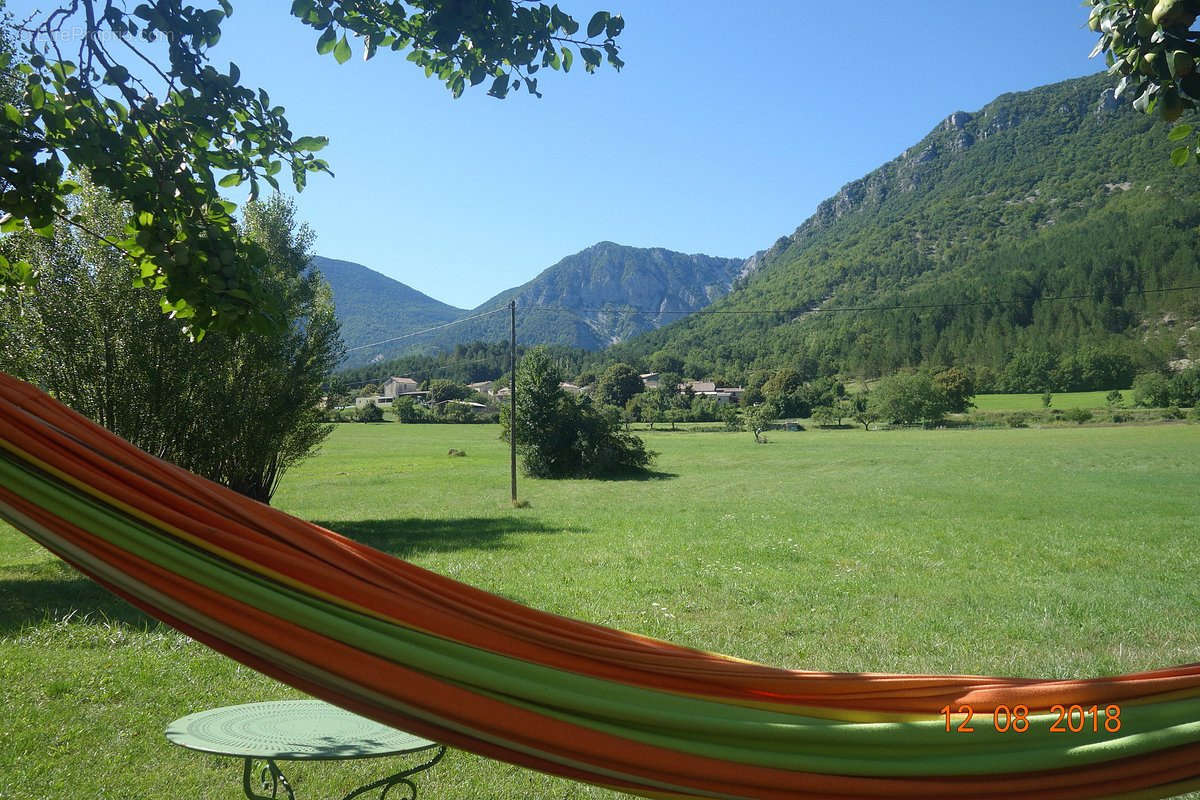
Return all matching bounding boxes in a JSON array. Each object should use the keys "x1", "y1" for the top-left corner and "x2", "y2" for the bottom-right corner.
[{"x1": 10, "y1": 2, "x2": 1103, "y2": 308}]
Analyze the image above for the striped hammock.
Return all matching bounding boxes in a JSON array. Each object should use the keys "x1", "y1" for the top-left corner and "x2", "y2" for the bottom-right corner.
[{"x1": 1, "y1": 371, "x2": 1199, "y2": 799}]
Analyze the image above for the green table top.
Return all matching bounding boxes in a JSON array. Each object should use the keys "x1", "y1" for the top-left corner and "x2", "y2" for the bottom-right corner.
[{"x1": 165, "y1": 700, "x2": 441, "y2": 761}]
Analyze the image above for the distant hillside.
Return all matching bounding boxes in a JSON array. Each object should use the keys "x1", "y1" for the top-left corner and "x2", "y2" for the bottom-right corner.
[
  {"x1": 409, "y1": 242, "x2": 748, "y2": 352},
  {"x1": 310, "y1": 256, "x2": 465, "y2": 367},
  {"x1": 610, "y1": 72, "x2": 1200, "y2": 384}
]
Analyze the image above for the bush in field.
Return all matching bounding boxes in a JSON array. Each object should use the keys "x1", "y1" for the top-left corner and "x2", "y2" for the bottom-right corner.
[
  {"x1": 502, "y1": 347, "x2": 654, "y2": 478},
  {"x1": 392, "y1": 397, "x2": 426, "y2": 423},
  {"x1": 1132, "y1": 372, "x2": 1171, "y2": 408},
  {"x1": 1168, "y1": 368, "x2": 1200, "y2": 408},
  {"x1": 868, "y1": 372, "x2": 951, "y2": 425},
  {"x1": 1065, "y1": 407, "x2": 1093, "y2": 424},
  {"x1": 355, "y1": 403, "x2": 385, "y2": 423}
]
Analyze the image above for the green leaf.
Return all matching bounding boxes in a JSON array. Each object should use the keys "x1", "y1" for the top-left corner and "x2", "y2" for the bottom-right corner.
[
  {"x1": 334, "y1": 35, "x2": 352, "y2": 64},
  {"x1": 561, "y1": 46, "x2": 573, "y2": 73},
  {"x1": 1170, "y1": 145, "x2": 1191, "y2": 166},
  {"x1": 293, "y1": 135, "x2": 328, "y2": 152},
  {"x1": 4, "y1": 104, "x2": 22, "y2": 125},
  {"x1": 316, "y1": 26, "x2": 337, "y2": 55},
  {"x1": 587, "y1": 11, "x2": 609, "y2": 38},
  {"x1": 105, "y1": 65, "x2": 130, "y2": 85},
  {"x1": 219, "y1": 173, "x2": 243, "y2": 187},
  {"x1": 290, "y1": 0, "x2": 315, "y2": 17},
  {"x1": 1168, "y1": 123, "x2": 1193, "y2": 140},
  {"x1": 137, "y1": 211, "x2": 154, "y2": 226}
]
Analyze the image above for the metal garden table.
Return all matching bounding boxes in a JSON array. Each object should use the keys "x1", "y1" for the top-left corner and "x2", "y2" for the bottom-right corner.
[{"x1": 166, "y1": 700, "x2": 446, "y2": 800}]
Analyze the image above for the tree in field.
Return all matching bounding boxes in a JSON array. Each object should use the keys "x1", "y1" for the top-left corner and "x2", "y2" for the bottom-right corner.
[
  {"x1": 0, "y1": 1, "x2": 626, "y2": 334},
  {"x1": 0, "y1": 179, "x2": 342, "y2": 502},
  {"x1": 742, "y1": 402, "x2": 776, "y2": 444},
  {"x1": 594, "y1": 362, "x2": 645, "y2": 408},
  {"x1": 868, "y1": 372, "x2": 951, "y2": 426},
  {"x1": 850, "y1": 392, "x2": 878, "y2": 431},
  {"x1": 502, "y1": 346, "x2": 653, "y2": 477},
  {"x1": 933, "y1": 367, "x2": 975, "y2": 413},
  {"x1": 1086, "y1": 0, "x2": 1200, "y2": 164}
]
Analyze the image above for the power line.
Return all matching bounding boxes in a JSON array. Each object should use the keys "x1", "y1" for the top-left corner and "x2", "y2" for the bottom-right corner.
[{"x1": 343, "y1": 307, "x2": 509, "y2": 353}]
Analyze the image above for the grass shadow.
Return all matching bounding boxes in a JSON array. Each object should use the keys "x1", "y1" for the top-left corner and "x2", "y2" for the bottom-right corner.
[
  {"x1": 588, "y1": 469, "x2": 679, "y2": 482},
  {"x1": 1, "y1": 517, "x2": 568, "y2": 634},
  {"x1": 0, "y1": 561, "x2": 156, "y2": 636},
  {"x1": 314, "y1": 516, "x2": 568, "y2": 559}
]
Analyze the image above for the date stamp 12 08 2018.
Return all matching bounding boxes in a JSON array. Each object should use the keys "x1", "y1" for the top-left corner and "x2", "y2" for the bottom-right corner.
[{"x1": 939, "y1": 704, "x2": 1122, "y2": 734}]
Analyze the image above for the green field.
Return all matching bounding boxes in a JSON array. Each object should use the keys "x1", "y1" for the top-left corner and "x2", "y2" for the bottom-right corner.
[
  {"x1": 2, "y1": 423, "x2": 1199, "y2": 798},
  {"x1": 972, "y1": 390, "x2": 1125, "y2": 410}
]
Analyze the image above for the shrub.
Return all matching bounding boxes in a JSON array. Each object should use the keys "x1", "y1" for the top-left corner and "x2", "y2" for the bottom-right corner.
[
  {"x1": 1065, "y1": 407, "x2": 1093, "y2": 424},
  {"x1": 502, "y1": 347, "x2": 655, "y2": 478},
  {"x1": 355, "y1": 402, "x2": 385, "y2": 423},
  {"x1": 1005, "y1": 413, "x2": 1029, "y2": 428},
  {"x1": 1132, "y1": 372, "x2": 1170, "y2": 408},
  {"x1": 1164, "y1": 405, "x2": 1185, "y2": 420}
]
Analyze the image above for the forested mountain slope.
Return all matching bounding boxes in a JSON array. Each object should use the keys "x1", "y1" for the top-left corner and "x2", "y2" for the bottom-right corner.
[
  {"x1": 311, "y1": 256, "x2": 465, "y2": 367},
  {"x1": 610, "y1": 73, "x2": 1200, "y2": 386}
]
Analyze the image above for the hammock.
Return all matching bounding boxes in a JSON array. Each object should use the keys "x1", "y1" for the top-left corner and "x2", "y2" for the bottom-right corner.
[{"x1": 1, "y1": 372, "x2": 1198, "y2": 800}]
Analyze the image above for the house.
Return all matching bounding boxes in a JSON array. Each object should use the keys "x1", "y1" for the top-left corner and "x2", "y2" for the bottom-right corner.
[
  {"x1": 467, "y1": 380, "x2": 494, "y2": 397},
  {"x1": 354, "y1": 395, "x2": 387, "y2": 409},
  {"x1": 715, "y1": 386, "x2": 745, "y2": 403},
  {"x1": 560, "y1": 382, "x2": 585, "y2": 395},
  {"x1": 381, "y1": 376, "x2": 419, "y2": 398},
  {"x1": 683, "y1": 380, "x2": 717, "y2": 394},
  {"x1": 495, "y1": 386, "x2": 511, "y2": 399},
  {"x1": 640, "y1": 372, "x2": 660, "y2": 389}
]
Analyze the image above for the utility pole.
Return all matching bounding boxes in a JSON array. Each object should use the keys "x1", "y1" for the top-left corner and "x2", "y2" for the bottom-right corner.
[{"x1": 509, "y1": 300, "x2": 517, "y2": 505}]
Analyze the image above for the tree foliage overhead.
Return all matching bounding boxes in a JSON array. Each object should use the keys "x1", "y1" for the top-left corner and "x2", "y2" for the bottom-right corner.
[
  {"x1": 0, "y1": 1, "x2": 624, "y2": 334},
  {"x1": 1086, "y1": 0, "x2": 1200, "y2": 162}
]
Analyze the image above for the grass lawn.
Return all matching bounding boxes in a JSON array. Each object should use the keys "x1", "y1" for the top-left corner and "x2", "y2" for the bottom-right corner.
[
  {"x1": 2, "y1": 422, "x2": 1199, "y2": 798},
  {"x1": 973, "y1": 390, "x2": 1127, "y2": 410}
]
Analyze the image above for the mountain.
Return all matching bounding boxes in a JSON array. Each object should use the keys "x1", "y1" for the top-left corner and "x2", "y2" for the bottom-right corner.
[
  {"x1": 329, "y1": 243, "x2": 747, "y2": 366},
  {"x1": 310, "y1": 256, "x2": 465, "y2": 367},
  {"x1": 432, "y1": 242, "x2": 748, "y2": 351},
  {"x1": 609, "y1": 72, "x2": 1200, "y2": 386}
]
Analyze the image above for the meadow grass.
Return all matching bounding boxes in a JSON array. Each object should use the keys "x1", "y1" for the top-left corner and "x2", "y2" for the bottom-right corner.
[
  {"x1": 2, "y1": 422, "x2": 1199, "y2": 798},
  {"x1": 973, "y1": 390, "x2": 1126, "y2": 410}
]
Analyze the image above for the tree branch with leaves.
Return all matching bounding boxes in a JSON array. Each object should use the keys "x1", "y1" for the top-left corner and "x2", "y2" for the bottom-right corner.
[
  {"x1": 0, "y1": 0, "x2": 625, "y2": 335},
  {"x1": 1087, "y1": 0, "x2": 1200, "y2": 164}
]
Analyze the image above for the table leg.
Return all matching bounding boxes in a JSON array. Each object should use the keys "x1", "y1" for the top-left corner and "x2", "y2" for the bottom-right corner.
[
  {"x1": 242, "y1": 757, "x2": 296, "y2": 800},
  {"x1": 341, "y1": 746, "x2": 447, "y2": 800}
]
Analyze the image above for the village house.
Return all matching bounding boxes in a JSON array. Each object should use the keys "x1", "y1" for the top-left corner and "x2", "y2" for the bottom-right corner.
[
  {"x1": 380, "y1": 376, "x2": 420, "y2": 398},
  {"x1": 640, "y1": 372, "x2": 660, "y2": 389}
]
